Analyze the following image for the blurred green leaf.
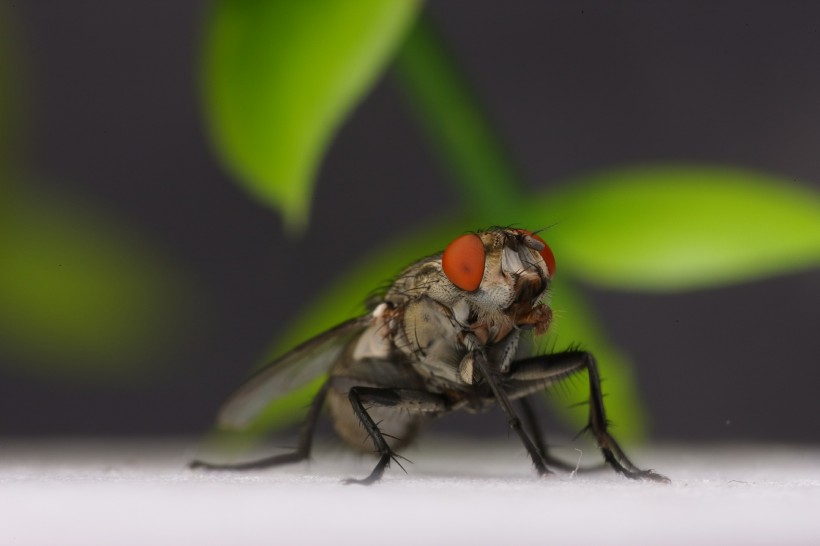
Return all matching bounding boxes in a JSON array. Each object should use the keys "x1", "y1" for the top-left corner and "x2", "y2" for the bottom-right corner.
[
  {"x1": 202, "y1": 0, "x2": 421, "y2": 231},
  {"x1": 544, "y1": 165, "x2": 820, "y2": 291},
  {"x1": 0, "y1": 185, "x2": 195, "y2": 381}
]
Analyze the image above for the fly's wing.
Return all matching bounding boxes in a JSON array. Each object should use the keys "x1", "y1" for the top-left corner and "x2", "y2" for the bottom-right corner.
[{"x1": 217, "y1": 315, "x2": 371, "y2": 429}]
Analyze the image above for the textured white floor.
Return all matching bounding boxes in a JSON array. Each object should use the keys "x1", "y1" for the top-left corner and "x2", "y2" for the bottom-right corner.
[{"x1": 1, "y1": 439, "x2": 819, "y2": 545}]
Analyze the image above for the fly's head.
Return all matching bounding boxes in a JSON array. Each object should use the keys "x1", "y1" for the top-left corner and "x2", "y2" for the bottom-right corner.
[{"x1": 431, "y1": 227, "x2": 556, "y2": 342}]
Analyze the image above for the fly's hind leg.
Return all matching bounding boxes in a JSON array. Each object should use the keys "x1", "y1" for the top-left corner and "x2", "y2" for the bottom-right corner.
[
  {"x1": 189, "y1": 381, "x2": 330, "y2": 471},
  {"x1": 509, "y1": 350, "x2": 669, "y2": 483},
  {"x1": 344, "y1": 386, "x2": 448, "y2": 485}
]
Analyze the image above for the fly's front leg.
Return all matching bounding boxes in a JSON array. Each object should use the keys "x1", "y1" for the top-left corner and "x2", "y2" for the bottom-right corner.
[
  {"x1": 344, "y1": 386, "x2": 448, "y2": 485},
  {"x1": 517, "y1": 397, "x2": 591, "y2": 473},
  {"x1": 189, "y1": 381, "x2": 330, "y2": 471},
  {"x1": 517, "y1": 397, "x2": 548, "y2": 459},
  {"x1": 510, "y1": 350, "x2": 669, "y2": 483},
  {"x1": 471, "y1": 350, "x2": 553, "y2": 476}
]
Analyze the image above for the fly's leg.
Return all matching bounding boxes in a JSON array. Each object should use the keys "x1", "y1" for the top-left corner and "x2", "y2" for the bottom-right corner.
[
  {"x1": 189, "y1": 381, "x2": 330, "y2": 471},
  {"x1": 472, "y1": 351, "x2": 553, "y2": 476},
  {"x1": 509, "y1": 350, "x2": 669, "y2": 483},
  {"x1": 344, "y1": 386, "x2": 448, "y2": 485},
  {"x1": 517, "y1": 397, "x2": 593, "y2": 473},
  {"x1": 517, "y1": 397, "x2": 548, "y2": 458}
]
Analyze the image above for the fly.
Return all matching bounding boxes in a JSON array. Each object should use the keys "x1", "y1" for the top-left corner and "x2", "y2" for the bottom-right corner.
[{"x1": 191, "y1": 227, "x2": 669, "y2": 484}]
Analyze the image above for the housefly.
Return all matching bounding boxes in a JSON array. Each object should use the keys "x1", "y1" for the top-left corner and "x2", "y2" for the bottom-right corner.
[{"x1": 191, "y1": 227, "x2": 668, "y2": 484}]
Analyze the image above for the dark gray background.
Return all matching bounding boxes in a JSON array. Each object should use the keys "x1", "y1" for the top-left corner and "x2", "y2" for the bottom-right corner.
[{"x1": 1, "y1": 1, "x2": 818, "y2": 443}]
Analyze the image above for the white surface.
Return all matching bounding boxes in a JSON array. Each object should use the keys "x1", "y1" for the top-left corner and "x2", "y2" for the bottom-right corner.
[{"x1": 1, "y1": 439, "x2": 819, "y2": 545}]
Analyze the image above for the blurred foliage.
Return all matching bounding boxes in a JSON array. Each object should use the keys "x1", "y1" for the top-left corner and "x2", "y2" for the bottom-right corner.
[
  {"x1": 549, "y1": 166, "x2": 820, "y2": 290},
  {"x1": 0, "y1": 183, "x2": 195, "y2": 381},
  {"x1": 202, "y1": 0, "x2": 421, "y2": 231},
  {"x1": 0, "y1": 3, "x2": 197, "y2": 382},
  {"x1": 202, "y1": 5, "x2": 820, "y2": 448}
]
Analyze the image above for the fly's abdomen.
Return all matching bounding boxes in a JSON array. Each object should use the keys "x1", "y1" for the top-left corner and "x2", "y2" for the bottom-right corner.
[{"x1": 326, "y1": 384, "x2": 422, "y2": 453}]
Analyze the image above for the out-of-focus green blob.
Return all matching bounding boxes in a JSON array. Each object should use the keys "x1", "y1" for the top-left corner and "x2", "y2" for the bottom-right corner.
[
  {"x1": 0, "y1": 186, "x2": 194, "y2": 381},
  {"x1": 542, "y1": 165, "x2": 820, "y2": 291},
  {"x1": 202, "y1": 0, "x2": 421, "y2": 231}
]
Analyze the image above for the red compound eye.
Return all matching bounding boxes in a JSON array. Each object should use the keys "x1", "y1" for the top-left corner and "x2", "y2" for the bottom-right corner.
[
  {"x1": 521, "y1": 230, "x2": 556, "y2": 276},
  {"x1": 442, "y1": 233, "x2": 485, "y2": 291}
]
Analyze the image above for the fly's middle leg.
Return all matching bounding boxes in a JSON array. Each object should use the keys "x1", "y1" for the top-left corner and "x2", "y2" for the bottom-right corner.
[{"x1": 343, "y1": 386, "x2": 448, "y2": 485}]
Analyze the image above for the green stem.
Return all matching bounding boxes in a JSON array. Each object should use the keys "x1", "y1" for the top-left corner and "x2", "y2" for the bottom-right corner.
[{"x1": 392, "y1": 13, "x2": 524, "y2": 217}]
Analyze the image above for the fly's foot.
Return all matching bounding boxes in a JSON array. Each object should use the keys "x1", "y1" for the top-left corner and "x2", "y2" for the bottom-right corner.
[
  {"x1": 535, "y1": 465, "x2": 555, "y2": 478},
  {"x1": 624, "y1": 468, "x2": 671, "y2": 484},
  {"x1": 342, "y1": 475, "x2": 380, "y2": 486},
  {"x1": 342, "y1": 450, "x2": 406, "y2": 485},
  {"x1": 640, "y1": 469, "x2": 671, "y2": 484}
]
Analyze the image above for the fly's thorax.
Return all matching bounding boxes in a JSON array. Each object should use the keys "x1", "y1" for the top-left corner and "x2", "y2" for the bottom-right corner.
[
  {"x1": 351, "y1": 302, "x2": 393, "y2": 362},
  {"x1": 384, "y1": 257, "x2": 461, "y2": 306},
  {"x1": 394, "y1": 296, "x2": 466, "y2": 386}
]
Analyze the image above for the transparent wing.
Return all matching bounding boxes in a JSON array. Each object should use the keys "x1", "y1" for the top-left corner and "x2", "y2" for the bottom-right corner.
[{"x1": 217, "y1": 315, "x2": 372, "y2": 429}]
